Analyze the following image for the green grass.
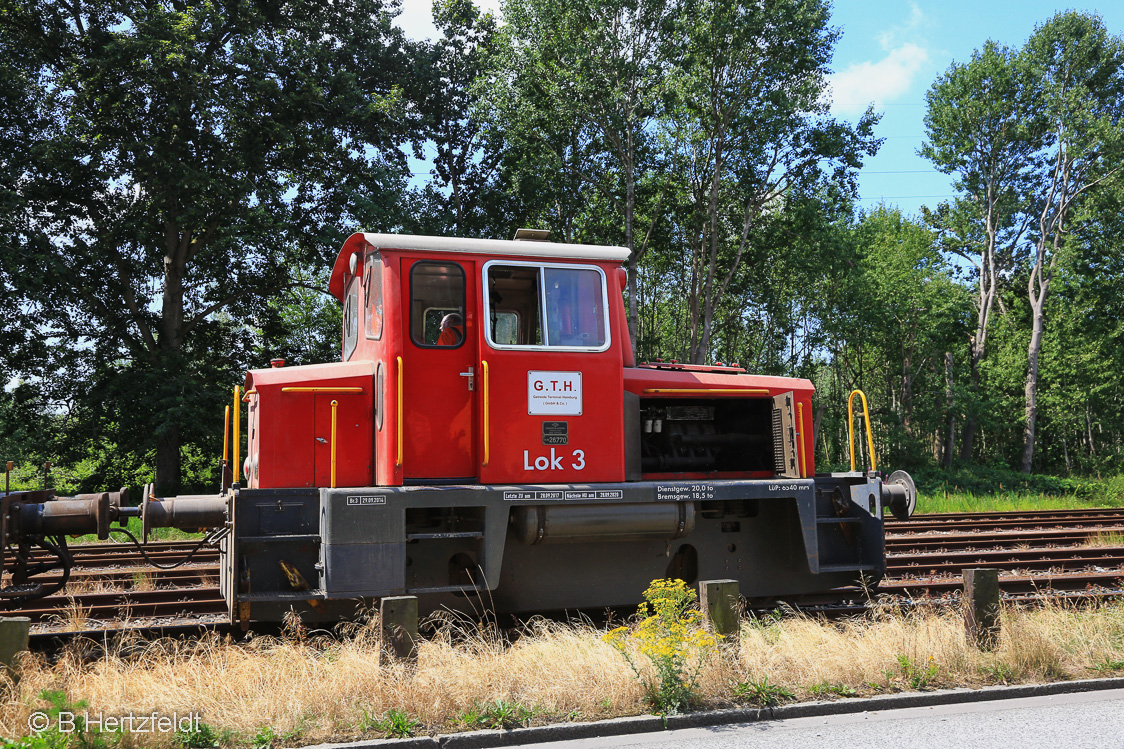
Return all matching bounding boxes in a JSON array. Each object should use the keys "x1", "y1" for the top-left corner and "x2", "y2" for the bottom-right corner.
[
  {"x1": 69, "y1": 515, "x2": 204, "y2": 545},
  {"x1": 911, "y1": 469, "x2": 1124, "y2": 515}
]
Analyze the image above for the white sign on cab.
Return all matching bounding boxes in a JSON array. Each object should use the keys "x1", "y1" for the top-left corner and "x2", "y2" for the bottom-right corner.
[{"x1": 527, "y1": 371, "x2": 582, "y2": 415}]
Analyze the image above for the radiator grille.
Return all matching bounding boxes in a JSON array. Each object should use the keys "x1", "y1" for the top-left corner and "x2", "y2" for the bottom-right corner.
[{"x1": 772, "y1": 407, "x2": 786, "y2": 474}]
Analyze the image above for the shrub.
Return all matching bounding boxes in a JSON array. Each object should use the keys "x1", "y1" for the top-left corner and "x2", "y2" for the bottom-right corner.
[{"x1": 603, "y1": 579, "x2": 717, "y2": 715}]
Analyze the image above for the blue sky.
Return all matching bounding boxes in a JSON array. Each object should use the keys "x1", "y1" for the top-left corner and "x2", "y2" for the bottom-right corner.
[{"x1": 394, "y1": 0, "x2": 1124, "y2": 218}]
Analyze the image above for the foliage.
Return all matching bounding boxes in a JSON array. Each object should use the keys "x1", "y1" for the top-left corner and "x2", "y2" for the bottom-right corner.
[
  {"x1": 0, "y1": 0, "x2": 416, "y2": 494},
  {"x1": 807, "y1": 682, "x2": 858, "y2": 699},
  {"x1": 659, "y1": 0, "x2": 880, "y2": 363},
  {"x1": 3, "y1": 3, "x2": 1124, "y2": 488},
  {"x1": 173, "y1": 722, "x2": 221, "y2": 749},
  {"x1": 895, "y1": 654, "x2": 941, "y2": 690},
  {"x1": 250, "y1": 725, "x2": 301, "y2": 749},
  {"x1": 980, "y1": 662, "x2": 1016, "y2": 684},
  {"x1": 603, "y1": 578, "x2": 717, "y2": 715},
  {"x1": 922, "y1": 11, "x2": 1124, "y2": 474},
  {"x1": 359, "y1": 708, "x2": 419, "y2": 739},
  {"x1": 732, "y1": 676, "x2": 795, "y2": 707},
  {"x1": 456, "y1": 699, "x2": 534, "y2": 730},
  {"x1": 408, "y1": 0, "x2": 507, "y2": 237},
  {"x1": 1, "y1": 690, "x2": 117, "y2": 749}
]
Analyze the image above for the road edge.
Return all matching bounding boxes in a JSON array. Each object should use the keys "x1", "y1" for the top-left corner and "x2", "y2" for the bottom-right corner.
[{"x1": 303, "y1": 676, "x2": 1124, "y2": 749}]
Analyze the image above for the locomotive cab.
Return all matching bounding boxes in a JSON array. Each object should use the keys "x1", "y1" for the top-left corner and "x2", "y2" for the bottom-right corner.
[{"x1": 248, "y1": 233, "x2": 632, "y2": 488}]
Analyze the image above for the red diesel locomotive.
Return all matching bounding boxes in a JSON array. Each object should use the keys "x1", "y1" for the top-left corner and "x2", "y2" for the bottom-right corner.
[{"x1": 1, "y1": 232, "x2": 916, "y2": 624}]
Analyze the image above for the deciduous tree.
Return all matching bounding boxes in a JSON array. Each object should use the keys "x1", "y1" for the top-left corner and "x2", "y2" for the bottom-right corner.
[
  {"x1": 921, "y1": 41, "x2": 1038, "y2": 463},
  {"x1": 666, "y1": 0, "x2": 879, "y2": 364},
  {"x1": 1, "y1": 0, "x2": 415, "y2": 493},
  {"x1": 1017, "y1": 12, "x2": 1124, "y2": 473}
]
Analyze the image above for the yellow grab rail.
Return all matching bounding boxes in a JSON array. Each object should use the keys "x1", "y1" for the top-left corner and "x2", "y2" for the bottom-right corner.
[
  {"x1": 797, "y1": 401, "x2": 806, "y2": 478},
  {"x1": 396, "y1": 356, "x2": 403, "y2": 468},
  {"x1": 223, "y1": 405, "x2": 231, "y2": 465},
  {"x1": 847, "y1": 389, "x2": 877, "y2": 472},
  {"x1": 642, "y1": 388, "x2": 770, "y2": 395},
  {"x1": 281, "y1": 387, "x2": 363, "y2": 394},
  {"x1": 330, "y1": 399, "x2": 338, "y2": 488},
  {"x1": 482, "y1": 360, "x2": 490, "y2": 466},
  {"x1": 233, "y1": 385, "x2": 242, "y2": 484}
]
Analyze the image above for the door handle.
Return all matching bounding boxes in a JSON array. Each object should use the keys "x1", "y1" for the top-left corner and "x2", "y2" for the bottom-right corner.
[{"x1": 459, "y1": 366, "x2": 475, "y2": 391}]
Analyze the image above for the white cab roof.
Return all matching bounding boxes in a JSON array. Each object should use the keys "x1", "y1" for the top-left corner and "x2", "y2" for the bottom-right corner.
[{"x1": 353, "y1": 232, "x2": 630, "y2": 262}]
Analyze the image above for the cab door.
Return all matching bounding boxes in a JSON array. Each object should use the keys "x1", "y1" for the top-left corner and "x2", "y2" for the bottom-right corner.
[{"x1": 401, "y1": 258, "x2": 477, "y2": 479}]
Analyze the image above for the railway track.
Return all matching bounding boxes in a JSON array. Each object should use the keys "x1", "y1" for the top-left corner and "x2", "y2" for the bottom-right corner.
[{"x1": 5, "y1": 507, "x2": 1124, "y2": 634}]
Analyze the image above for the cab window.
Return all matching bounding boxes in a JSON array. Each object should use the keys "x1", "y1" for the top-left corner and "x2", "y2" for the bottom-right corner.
[
  {"x1": 484, "y1": 262, "x2": 608, "y2": 350},
  {"x1": 364, "y1": 252, "x2": 383, "y2": 340},
  {"x1": 410, "y1": 262, "x2": 466, "y2": 347},
  {"x1": 343, "y1": 275, "x2": 360, "y2": 360}
]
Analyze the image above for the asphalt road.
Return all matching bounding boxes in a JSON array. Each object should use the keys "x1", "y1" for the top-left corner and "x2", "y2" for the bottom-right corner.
[{"x1": 528, "y1": 688, "x2": 1124, "y2": 749}]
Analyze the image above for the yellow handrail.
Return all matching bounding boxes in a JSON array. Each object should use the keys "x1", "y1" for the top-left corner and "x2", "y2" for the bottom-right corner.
[
  {"x1": 330, "y1": 399, "x2": 338, "y2": 488},
  {"x1": 233, "y1": 385, "x2": 242, "y2": 484},
  {"x1": 642, "y1": 388, "x2": 770, "y2": 395},
  {"x1": 281, "y1": 387, "x2": 363, "y2": 394},
  {"x1": 396, "y1": 356, "x2": 403, "y2": 468},
  {"x1": 223, "y1": 405, "x2": 231, "y2": 465},
  {"x1": 797, "y1": 401, "x2": 806, "y2": 478},
  {"x1": 847, "y1": 389, "x2": 877, "y2": 472},
  {"x1": 482, "y1": 360, "x2": 490, "y2": 467}
]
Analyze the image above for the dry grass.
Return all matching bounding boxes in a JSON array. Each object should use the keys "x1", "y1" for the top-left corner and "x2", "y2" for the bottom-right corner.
[
  {"x1": 47, "y1": 597, "x2": 92, "y2": 632},
  {"x1": 1084, "y1": 530, "x2": 1124, "y2": 547},
  {"x1": 3, "y1": 603, "x2": 1124, "y2": 747},
  {"x1": 61, "y1": 577, "x2": 125, "y2": 596}
]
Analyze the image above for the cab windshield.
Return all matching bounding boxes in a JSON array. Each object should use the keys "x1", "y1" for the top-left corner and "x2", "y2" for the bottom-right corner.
[{"x1": 484, "y1": 263, "x2": 608, "y2": 350}]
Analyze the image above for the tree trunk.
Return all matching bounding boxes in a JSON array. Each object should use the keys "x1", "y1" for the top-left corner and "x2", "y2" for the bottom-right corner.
[
  {"x1": 156, "y1": 227, "x2": 189, "y2": 495},
  {"x1": 1086, "y1": 406, "x2": 1096, "y2": 456},
  {"x1": 901, "y1": 347, "x2": 914, "y2": 440},
  {"x1": 960, "y1": 353, "x2": 980, "y2": 462},
  {"x1": 812, "y1": 403, "x2": 824, "y2": 452},
  {"x1": 696, "y1": 166, "x2": 723, "y2": 365},
  {"x1": 155, "y1": 425, "x2": 182, "y2": 497},
  {"x1": 1061, "y1": 429, "x2": 1071, "y2": 476},
  {"x1": 1019, "y1": 296, "x2": 1046, "y2": 473},
  {"x1": 960, "y1": 191, "x2": 1002, "y2": 464},
  {"x1": 944, "y1": 351, "x2": 956, "y2": 469}
]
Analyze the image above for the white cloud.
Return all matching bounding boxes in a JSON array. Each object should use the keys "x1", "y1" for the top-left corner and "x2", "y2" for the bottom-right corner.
[
  {"x1": 826, "y1": 3, "x2": 931, "y2": 115},
  {"x1": 877, "y1": 2, "x2": 924, "y2": 50},
  {"x1": 394, "y1": 0, "x2": 504, "y2": 41},
  {"x1": 828, "y1": 42, "x2": 929, "y2": 115}
]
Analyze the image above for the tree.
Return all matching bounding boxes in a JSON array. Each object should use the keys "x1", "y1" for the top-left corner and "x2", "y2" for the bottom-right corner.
[
  {"x1": 1, "y1": 0, "x2": 415, "y2": 493},
  {"x1": 851, "y1": 206, "x2": 969, "y2": 467},
  {"x1": 412, "y1": 0, "x2": 507, "y2": 237},
  {"x1": 0, "y1": 0, "x2": 52, "y2": 382},
  {"x1": 500, "y1": 0, "x2": 675, "y2": 353},
  {"x1": 921, "y1": 40, "x2": 1038, "y2": 463},
  {"x1": 922, "y1": 12, "x2": 1124, "y2": 472},
  {"x1": 1017, "y1": 12, "x2": 1124, "y2": 473},
  {"x1": 664, "y1": 0, "x2": 879, "y2": 364}
]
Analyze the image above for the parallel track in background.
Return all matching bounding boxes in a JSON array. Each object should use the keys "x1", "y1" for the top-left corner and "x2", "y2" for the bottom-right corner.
[{"x1": 4, "y1": 507, "x2": 1124, "y2": 637}]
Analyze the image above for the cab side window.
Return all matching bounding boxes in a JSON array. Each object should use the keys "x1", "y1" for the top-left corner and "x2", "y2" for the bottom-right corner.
[
  {"x1": 364, "y1": 252, "x2": 383, "y2": 340},
  {"x1": 410, "y1": 262, "x2": 466, "y2": 347},
  {"x1": 343, "y1": 275, "x2": 360, "y2": 360}
]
